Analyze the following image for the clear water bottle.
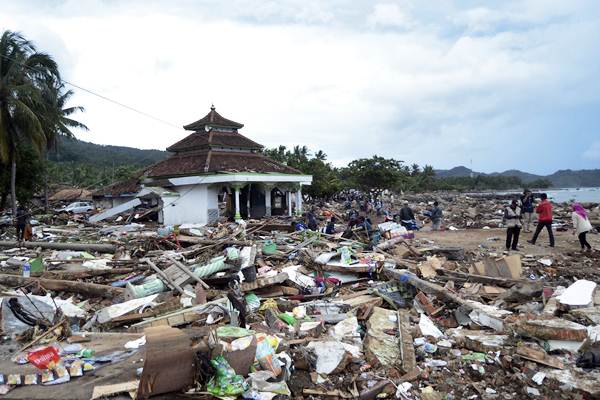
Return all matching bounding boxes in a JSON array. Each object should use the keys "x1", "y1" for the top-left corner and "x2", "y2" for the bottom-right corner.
[{"x1": 23, "y1": 262, "x2": 31, "y2": 278}]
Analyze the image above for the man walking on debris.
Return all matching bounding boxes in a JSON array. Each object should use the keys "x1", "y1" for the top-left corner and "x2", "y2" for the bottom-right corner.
[
  {"x1": 571, "y1": 203, "x2": 593, "y2": 251},
  {"x1": 430, "y1": 201, "x2": 443, "y2": 231},
  {"x1": 520, "y1": 189, "x2": 535, "y2": 232},
  {"x1": 503, "y1": 199, "x2": 522, "y2": 251},
  {"x1": 528, "y1": 193, "x2": 554, "y2": 247}
]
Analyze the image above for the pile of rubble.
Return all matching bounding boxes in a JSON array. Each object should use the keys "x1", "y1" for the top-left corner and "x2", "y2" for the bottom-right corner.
[{"x1": 0, "y1": 204, "x2": 598, "y2": 399}]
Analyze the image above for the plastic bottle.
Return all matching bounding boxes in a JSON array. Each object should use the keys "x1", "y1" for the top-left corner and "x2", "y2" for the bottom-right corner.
[
  {"x1": 22, "y1": 262, "x2": 31, "y2": 278},
  {"x1": 77, "y1": 349, "x2": 95, "y2": 358}
]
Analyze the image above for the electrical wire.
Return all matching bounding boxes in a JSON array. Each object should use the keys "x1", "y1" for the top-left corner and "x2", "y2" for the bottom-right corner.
[{"x1": 0, "y1": 53, "x2": 183, "y2": 130}]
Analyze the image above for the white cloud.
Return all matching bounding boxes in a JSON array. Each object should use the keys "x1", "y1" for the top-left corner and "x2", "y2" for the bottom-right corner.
[
  {"x1": 583, "y1": 141, "x2": 600, "y2": 161},
  {"x1": 368, "y1": 3, "x2": 413, "y2": 29},
  {"x1": 2, "y1": 0, "x2": 600, "y2": 174}
]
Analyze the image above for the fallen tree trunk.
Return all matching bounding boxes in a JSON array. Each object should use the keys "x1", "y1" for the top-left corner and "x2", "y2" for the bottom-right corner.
[
  {"x1": 0, "y1": 274, "x2": 124, "y2": 298},
  {"x1": 175, "y1": 236, "x2": 253, "y2": 247},
  {"x1": 385, "y1": 268, "x2": 511, "y2": 332},
  {"x1": 0, "y1": 241, "x2": 116, "y2": 253},
  {"x1": 435, "y1": 268, "x2": 522, "y2": 287},
  {"x1": 41, "y1": 268, "x2": 139, "y2": 280}
]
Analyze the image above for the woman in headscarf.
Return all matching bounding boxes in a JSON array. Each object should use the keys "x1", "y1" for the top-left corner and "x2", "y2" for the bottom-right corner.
[{"x1": 572, "y1": 203, "x2": 592, "y2": 251}]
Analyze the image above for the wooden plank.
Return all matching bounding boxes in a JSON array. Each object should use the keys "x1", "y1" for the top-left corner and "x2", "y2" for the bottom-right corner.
[
  {"x1": 145, "y1": 259, "x2": 185, "y2": 295},
  {"x1": 91, "y1": 381, "x2": 139, "y2": 400},
  {"x1": 398, "y1": 309, "x2": 416, "y2": 372},
  {"x1": 168, "y1": 256, "x2": 210, "y2": 289},
  {"x1": 516, "y1": 346, "x2": 564, "y2": 369}
]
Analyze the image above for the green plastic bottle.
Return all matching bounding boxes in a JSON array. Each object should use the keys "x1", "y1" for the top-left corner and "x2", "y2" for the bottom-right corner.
[{"x1": 77, "y1": 349, "x2": 95, "y2": 358}]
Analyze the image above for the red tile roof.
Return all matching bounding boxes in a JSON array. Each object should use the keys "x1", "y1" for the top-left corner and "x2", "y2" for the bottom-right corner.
[
  {"x1": 183, "y1": 106, "x2": 244, "y2": 131},
  {"x1": 166, "y1": 131, "x2": 263, "y2": 153},
  {"x1": 92, "y1": 176, "x2": 141, "y2": 197},
  {"x1": 146, "y1": 150, "x2": 301, "y2": 178}
]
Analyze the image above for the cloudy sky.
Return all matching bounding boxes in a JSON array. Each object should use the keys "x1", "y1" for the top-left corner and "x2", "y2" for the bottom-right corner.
[{"x1": 2, "y1": 0, "x2": 600, "y2": 174}]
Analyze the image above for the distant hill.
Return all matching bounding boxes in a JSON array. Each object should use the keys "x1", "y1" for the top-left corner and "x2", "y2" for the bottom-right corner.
[
  {"x1": 435, "y1": 166, "x2": 600, "y2": 188},
  {"x1": 49, "y1": 137, "x2": 167, "y2": 167}
]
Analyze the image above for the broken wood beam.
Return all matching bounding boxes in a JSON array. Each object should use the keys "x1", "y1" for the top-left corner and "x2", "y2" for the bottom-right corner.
[
  {"x1": 435, "y1": 268, "x2": 522, "y2": 287},
  {"x1": 167, "y1": 256, "x2": 209, "y2": 290},
  {"x1": 386, "y1": 268, "x2": 510, "y2": 331},
  {"x1": 0, "y1": 274, "x2": 124, "y2": 298},
  {"x1": 145, "y1": 259, "x2": 185, "y2": 295},
  {"x1": 0, "y1": 240, "x2": 116, "y2": 253},
  {"x1": 175, "y1": 236, "x2": 253, "y2": 246},
  {"x1": 41, "y1": 267, "x2": 139, "y2": 280},
  {"x1": 398, "y1": 309, "x2": 417, "y2": 372}
]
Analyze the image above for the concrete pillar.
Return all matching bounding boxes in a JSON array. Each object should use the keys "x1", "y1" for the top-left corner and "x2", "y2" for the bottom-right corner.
[
  {"x1": 234, "y1": 186, "x2": 241, "y2": 221},
  {"x1": 265, "y1": 186, "x2": 272, "y2": 217},
  {"x1": 295, "y1": 188, "x2": 303, "y2": 216},
  {"x1": 287, "y1": 190, "x2": 293, "y2": 217}
]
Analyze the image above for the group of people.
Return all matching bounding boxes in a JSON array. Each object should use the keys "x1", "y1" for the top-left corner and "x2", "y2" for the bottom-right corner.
[{"x1": 503, "y1": 190, "x2": 594, "y2": 252}]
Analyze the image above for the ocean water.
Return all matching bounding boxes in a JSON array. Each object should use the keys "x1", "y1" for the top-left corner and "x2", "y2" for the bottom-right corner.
[
  {"x1": 488, "y1": 187, "x2": 600, "y2": 203},
  {"x1": 543, "y1": 187, "x2": 600, "y2": 204},
  {"x1": 496, "y1": 187, "x2": 600, "y2": 203}
]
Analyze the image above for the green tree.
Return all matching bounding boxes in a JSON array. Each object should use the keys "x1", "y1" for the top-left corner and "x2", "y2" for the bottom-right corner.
[
  {"x1": 344, "y1": 156, "x2": 406, "y2": 194},
  {"x1": 0, "y1": 30, "x2": 60, "y2": 216}
]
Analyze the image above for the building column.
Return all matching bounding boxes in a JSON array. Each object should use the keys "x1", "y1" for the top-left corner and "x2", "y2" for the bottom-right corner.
[
  {"x1": 295, "y1": 187, "x2": 303, "y2": 216},
  {"x1": 233, "y1": 185, "x2": 242, "y2": 221},
  {"x1": 287, "y1": 190, "x2": 293, "y2": 217},
  {"x1": 264, "y1": 184, "x2": 273, "y2": 217}
]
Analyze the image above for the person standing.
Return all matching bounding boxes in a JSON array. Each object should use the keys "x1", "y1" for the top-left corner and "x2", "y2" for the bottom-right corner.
[
  {"x1": 15, "y1": 205, "x2": 28, "y2": 241},
  {"x1": 431, "y1": 201, "x2": 443, "y2": 231},
  {"x1": 503, "y1": 200, "x2": 522, "y2": 251},
  {"x1": 571, "y1": 203, "x2": 593, "y2": 251},
  {"x1": 528, "y1": 193, "x2": 554, "y2": 247},
  {"x1": 520, "y1": 189, "x2": 535, "y2": 232}
]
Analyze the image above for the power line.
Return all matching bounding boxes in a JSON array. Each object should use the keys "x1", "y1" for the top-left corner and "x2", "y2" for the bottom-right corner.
[{"x1": 0, "y1": 53, "x2": 183, "y2": 130}]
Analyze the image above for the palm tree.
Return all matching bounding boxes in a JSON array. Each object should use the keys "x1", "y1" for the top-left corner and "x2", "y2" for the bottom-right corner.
[
  {"x1": 40, "y1": 82, "x2": 88, "y2": 209},
  {"x1": 0, "y1": 30, "x2": 59, "y2": 216}
]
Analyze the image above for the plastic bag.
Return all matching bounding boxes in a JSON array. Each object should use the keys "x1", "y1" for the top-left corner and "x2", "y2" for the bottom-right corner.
[
  {"x1": 27, "y1": 347, "x2": 60, "y2": 370},
  {"x1": 255, "y1": 340, "x2": 282, "y2": 377},
  {"x1": 206, "y1": 355, "x2": 247, "y2": 396}
]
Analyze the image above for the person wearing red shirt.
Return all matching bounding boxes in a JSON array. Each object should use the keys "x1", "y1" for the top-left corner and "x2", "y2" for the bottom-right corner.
[{"x1": 528, "y1": 193, "x2": 554, "y2": 247}]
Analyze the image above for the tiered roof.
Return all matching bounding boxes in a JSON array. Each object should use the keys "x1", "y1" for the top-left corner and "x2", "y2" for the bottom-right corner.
[{"x1": 146, "y1": 106, "x2": 301, "y2": 178}]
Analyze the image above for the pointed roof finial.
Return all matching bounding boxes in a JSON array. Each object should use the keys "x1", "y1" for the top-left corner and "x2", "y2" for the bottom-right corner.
[{"x1": 210, "y1": 104, "x2": 215, "y2": 111}]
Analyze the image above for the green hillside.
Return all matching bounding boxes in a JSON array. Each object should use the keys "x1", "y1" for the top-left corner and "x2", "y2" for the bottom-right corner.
[{"x1": 48, "y1": 138, "x2": 168, "y2": 188}]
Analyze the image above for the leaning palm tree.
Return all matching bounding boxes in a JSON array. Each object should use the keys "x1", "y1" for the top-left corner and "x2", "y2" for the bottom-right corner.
[{"x1": 0, "y1": 30, "x2": 60, "y2": 216}]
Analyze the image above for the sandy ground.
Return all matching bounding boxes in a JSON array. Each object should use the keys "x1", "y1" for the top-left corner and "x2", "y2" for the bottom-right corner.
[{"x1": 417, "y1": 226, "x2": 600, "y2": 257}]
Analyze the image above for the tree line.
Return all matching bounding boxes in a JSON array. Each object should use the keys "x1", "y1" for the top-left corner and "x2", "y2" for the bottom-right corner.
[
  {"x1": 0, "y1": 31, "x2": 87, "y2": 212},
  {"x1": 263, "y1": 145, "x2": 551, "y2": 199}
]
